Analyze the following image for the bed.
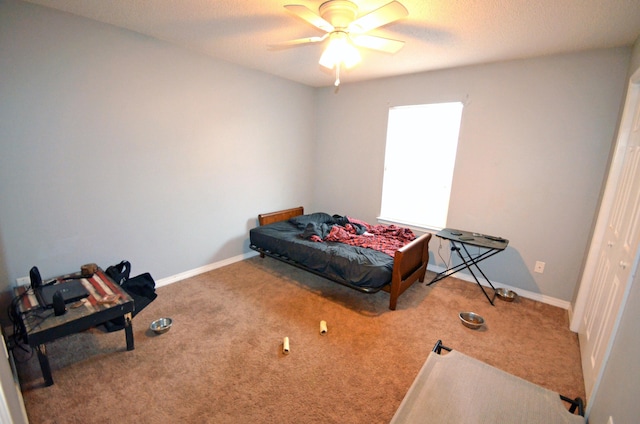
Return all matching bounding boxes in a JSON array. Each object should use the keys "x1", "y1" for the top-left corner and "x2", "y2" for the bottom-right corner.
[{"x1": 249, "y1": 206, "x2": 432, "y2": 310}]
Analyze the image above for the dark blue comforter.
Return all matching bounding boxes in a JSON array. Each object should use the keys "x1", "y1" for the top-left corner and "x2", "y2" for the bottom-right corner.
[{"x1": 249, "y1": 213, "x2": 394, "y2": 291}]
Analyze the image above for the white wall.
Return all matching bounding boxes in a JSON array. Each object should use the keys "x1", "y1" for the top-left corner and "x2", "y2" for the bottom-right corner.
[
  {"x1": 1, "y1": 1, "x2": 629, "y2": 306},
  {"x1": 0, "y1": 0, "x2": 316, "y2": 292},
  {"x1": 314, "y1": 49, "x2": 630, "y2": 302}
]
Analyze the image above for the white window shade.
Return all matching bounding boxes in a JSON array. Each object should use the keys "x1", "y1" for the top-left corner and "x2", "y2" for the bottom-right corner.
[{"x1": 380, "y1": 102, "x2": 463, "y2": 230}]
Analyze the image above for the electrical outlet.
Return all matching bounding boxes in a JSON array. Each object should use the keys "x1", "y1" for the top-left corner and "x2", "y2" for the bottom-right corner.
[
  {"x1": 534, "y1": 261, "x2": 545, "y2": 274},
  {"x1": 16, "y1": 276, "x2": 30, "y2": 287}
]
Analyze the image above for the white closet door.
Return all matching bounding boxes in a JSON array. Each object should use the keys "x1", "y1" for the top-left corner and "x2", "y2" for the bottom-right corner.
[{"x1": 576, "y1": 76, "x2": 640, "y2": 402}]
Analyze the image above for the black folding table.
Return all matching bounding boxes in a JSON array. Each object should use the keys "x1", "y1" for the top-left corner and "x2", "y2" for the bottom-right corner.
[{"x1": 428, "y1": 228, "x2": 508, "y2": 305}]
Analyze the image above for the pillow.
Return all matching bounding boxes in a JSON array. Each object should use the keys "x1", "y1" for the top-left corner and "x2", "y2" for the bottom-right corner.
[{"x1": 289, "y1": 212, "x2": 334, "y2": 229}]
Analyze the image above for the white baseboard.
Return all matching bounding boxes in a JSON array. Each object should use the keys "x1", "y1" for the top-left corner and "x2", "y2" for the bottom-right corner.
[
  {"x1": 567, "y1": 303, "x2": 575, "y2": 325},
  {"x1": 155, "y1": 256, "x2": 570, "y2": 310},
  {"x1": 427, "y1": 264, "x2": 572, "y2": 310},
  {"x1": 155, "y1": 251, "x2": 259, "y2": 288}
]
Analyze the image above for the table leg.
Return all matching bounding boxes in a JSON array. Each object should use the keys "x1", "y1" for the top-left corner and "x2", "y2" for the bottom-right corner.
[
  {"x1": 124, "y1": 312, "x2": 134, "y2": 351},
  {"x1": 428, "y1": 239, "x2": 503, "y2": 305},
  {"x1": 35, "y1": 344, "x2": 54, "y2": 386},
  {"x1": 428, "y1": 247, "x2": 499, "y2": 285},
  {"x1": 448, "y1": 243, "x2": 497, "y2": 305}
]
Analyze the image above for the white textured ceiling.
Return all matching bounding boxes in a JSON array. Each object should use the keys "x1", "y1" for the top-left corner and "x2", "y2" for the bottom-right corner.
[{"x1": 22, "y1": 0, "x2": 640, "y2": 87}]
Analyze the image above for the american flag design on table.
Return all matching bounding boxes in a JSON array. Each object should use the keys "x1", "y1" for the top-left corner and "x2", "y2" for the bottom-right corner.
[
  {"x1": 18, "y1": 269, "x2": 132, "y2": 314},
  {"x1": 13, "y1": 267, "x2": 135, "y2": 387}
]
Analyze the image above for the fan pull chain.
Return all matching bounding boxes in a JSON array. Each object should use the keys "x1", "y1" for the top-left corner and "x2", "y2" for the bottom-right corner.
[{"x1": 335, "y1": 62, "x2": 341, "y2": 86}]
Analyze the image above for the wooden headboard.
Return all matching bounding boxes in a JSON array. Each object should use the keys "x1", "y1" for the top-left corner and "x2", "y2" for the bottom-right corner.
[{"x1": 258, "y1": 206, "x2": 304, "y2": 226}]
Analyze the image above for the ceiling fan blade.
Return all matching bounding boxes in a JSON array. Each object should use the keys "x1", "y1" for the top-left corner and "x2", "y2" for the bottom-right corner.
[
  {"x1": 350, "y1": 34, "x2": 405, "y2": 54},
  {"x1": 348, "y1": 1, "x2": 408, "y2": 34},
  {"x1": 269, "y1": 34, "x2": 329, "y2": 49},
  {"x1": 284, "y1": 4, "x2": 334, "y2": 32}
]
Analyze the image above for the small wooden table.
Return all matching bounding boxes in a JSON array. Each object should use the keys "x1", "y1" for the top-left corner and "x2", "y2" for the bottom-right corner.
[{"x1": 14, "y1": 269, "x2": 134, "y2": 386}]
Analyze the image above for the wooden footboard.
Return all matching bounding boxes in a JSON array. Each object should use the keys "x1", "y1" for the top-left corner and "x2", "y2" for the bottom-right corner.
[
  {"x1": 254, "y1": 206, "x2": 432, "y2": 310},
  {"x1": 384, "y1": 232, "x2": 432, "y2": 310}
]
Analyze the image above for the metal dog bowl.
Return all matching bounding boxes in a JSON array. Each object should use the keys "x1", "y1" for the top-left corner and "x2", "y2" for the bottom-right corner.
[
  {"x1": 459, "y1": 312, "x2": 484, "y2": 330},
  {"x1": 495, "y1": 288, "x2": 517, "y2": 302},
  {"x1": 150, "y1": 317, "x2": 173, "y2": 334}
]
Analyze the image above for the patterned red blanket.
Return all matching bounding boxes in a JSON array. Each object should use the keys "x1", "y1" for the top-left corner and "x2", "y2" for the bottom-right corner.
[{"x1": 322, "y1": 218, "x2": 416, "y2": 257}]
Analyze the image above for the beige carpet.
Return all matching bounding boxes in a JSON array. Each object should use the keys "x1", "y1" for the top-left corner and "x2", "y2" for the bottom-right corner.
[{"x1": 14, "y1": 256, "x2": 585, "y2": 423}]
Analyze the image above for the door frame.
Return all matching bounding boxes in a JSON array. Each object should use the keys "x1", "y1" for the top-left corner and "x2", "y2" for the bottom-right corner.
[{"x1": 570, "y1": 67, "x2": 640, "y2": 412}]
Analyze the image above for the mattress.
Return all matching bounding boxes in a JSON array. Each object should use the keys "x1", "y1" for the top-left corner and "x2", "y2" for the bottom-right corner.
[{"x1": 249, "y1": 219, "x2": 394, "y2": 291}]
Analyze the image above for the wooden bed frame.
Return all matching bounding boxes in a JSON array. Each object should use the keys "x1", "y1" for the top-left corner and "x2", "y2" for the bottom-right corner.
[{"x1": 254, "y1": 206, "x2": 432, "y2": 310}]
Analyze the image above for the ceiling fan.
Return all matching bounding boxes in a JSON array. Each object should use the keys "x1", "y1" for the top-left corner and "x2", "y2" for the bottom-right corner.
[{"x1": 274, "y1": 0, "x2": 409, "y2": 86}]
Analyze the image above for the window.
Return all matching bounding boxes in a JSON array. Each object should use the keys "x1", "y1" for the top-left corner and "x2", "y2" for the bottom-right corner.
[{"x1": 379, "y1": 102, "x2": 463, "y2": 231}]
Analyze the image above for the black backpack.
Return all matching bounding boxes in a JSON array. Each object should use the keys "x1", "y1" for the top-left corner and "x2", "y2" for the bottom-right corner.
[{"x1": 103, "y1": 261, "x2": 157, "y2": 332}]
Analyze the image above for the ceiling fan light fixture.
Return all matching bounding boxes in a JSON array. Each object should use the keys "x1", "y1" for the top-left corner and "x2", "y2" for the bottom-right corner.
[
  {"x1": 319, "y1": 31, "x2": 361, "y2": 69},
  {"x1": 279, "y1": 1, "x2": 408, "y2": 86}
]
